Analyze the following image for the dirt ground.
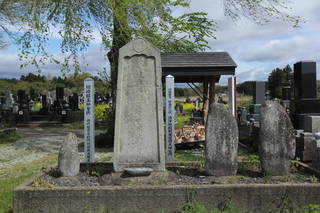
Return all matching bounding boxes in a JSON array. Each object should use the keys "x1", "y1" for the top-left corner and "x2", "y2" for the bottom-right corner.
[{"x1": 0, "y1": 127, "x2": 112, "y2": 172}]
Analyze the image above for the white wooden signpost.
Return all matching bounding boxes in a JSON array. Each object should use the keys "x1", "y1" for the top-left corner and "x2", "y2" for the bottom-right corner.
[
  {"x1": 228, "y1": 76, "x2": 236, "y2": 117},
  {"x1": 166, "y1": 75, "x2": 175, "y2": 161},
  {"x1": 84, "y1": 78, "x2": 95, "y2": 163}
]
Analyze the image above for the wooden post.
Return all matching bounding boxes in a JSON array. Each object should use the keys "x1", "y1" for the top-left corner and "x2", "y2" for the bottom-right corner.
[
  {"x1": 208, "y1": 77, "x2": 216, "y2": 106},
  {"x1": 203, "y1": 77, "x2": 209, "y2": 124}
]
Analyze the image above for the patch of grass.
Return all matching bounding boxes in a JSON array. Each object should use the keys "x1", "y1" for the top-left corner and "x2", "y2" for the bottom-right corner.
[
  {"x1": 0, "y1": 154, "x2": 57, "y2": 213},
  {"x1": 310, "y1": 176, "x2": 318, "y2": 183},
  {"x1": 175, "y1": 150, "x2": 204, "y2": 162},
  {"x1": 127, "y1": 183, "x2": 141, "y2": 187},
  {"x1": 95, "y1": 156, "x2": 112, "y2": 162},
  {"x1": 63, "y1": 122, "x2": 84, "y2": 129},
  {"x1": 0, "y1": 130, "x2": 22, "y2": 146},
  {"x1": 236, "y1": 95, "x2": 252, "y2": 109},
  {"x1": 62, "y1": 122, "x2": 107, "y2": 130},
  {"x1": 170, "y1": 197, "x2": 248, "y2": 213}
]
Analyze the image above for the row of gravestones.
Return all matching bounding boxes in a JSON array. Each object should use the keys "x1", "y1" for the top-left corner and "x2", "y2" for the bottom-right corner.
[
  {"x1": 58, "y1": 100, "x2": 296, "y2": 177},
  {"x1": 59, "y1": 38, "x2": 299, "y2": 178},
  {"x1": 206, "y1": 101, "x2": 295, "y2": 176}
]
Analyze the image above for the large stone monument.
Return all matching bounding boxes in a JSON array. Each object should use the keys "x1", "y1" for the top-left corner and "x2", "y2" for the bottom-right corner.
[
  {"x1": 205, "y1": 103, "x2": 238, "y2": 176},
  {"x1": 259, "y1": 101, "x2": 295, "y2": 175},
  {"x1": 113, "y1": 38, "x2": 165, "y2": 172}
]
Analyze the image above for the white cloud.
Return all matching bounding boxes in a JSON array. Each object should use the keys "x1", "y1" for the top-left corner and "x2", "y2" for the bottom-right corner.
[
  {"x1": 0, "y1": 0, "x2": 320, "y2": 84},
  {"x1": 0, "y1": 45, "x2": 109, "y2": 79}
]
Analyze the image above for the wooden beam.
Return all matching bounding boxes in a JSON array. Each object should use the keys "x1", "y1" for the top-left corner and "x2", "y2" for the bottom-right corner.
[
  {"x1": 203, "y1": 77, "x2": 209, "y2": 124},
  {"x1": 208, "y1": 77, "x2": 216, "y2": 106}
]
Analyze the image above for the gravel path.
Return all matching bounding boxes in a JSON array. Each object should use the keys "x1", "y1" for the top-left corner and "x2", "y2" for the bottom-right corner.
[{"x1": 0, "y1": 127, "x2": 112, "y2": 170}]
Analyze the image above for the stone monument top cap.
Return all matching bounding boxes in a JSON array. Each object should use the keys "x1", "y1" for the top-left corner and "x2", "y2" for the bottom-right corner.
[
  {"x1": 119, "y1": 37, "x2": 160, "y2": 56},
  {"x1": 84, "y1": 77, "x2": 94, "y2": 81}
]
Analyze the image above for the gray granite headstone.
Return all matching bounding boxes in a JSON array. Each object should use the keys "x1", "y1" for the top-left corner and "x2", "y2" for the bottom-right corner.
[
  {"x1": 259, "y1": 101, "x2": 295, "y2": 175},
  {"x1": 58, "y1": 133, "x2": 80, "y2": 177},
  {"x1": 295, "y1": 132, "x2": 313, "y2": 162},
  {"x1": 312, "y1": 132, "x2": 320, "y2": 170},
  {"x1": 113, "y1": 38, "x2": 165, "y2": 172},
  {"x1": 253, "y1": 81, "x2": 266, "y2": 105},
  {"x1": 305, "y1": 116, "x2": 320, "y2": 133},
  {"x1": 205, "y1": 103, "x2": 238, "y2": 176}
]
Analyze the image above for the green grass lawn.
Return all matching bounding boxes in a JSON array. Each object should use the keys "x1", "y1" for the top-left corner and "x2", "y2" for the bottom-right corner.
[
  {"x1": 0, "y1": 131, "x2": 22, "y2": 146},
  {"x1": 0, "y1": 154, "x2": 58, "y2": 213}
]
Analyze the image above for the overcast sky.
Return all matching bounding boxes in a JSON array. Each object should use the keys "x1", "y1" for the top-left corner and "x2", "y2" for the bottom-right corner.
[{"x1": 0, "y1": 0, "x2": 319, "y2": 85}]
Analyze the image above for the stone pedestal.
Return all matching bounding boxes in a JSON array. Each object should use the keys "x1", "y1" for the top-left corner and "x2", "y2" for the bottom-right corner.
[{"x1": 113, "y1": 38, "x2": 165, "y2": 172}]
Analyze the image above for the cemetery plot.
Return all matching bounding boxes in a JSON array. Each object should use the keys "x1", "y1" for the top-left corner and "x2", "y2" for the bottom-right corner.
[{"x1": 28, "y1": 151, "x2": 320, "y2": 187}]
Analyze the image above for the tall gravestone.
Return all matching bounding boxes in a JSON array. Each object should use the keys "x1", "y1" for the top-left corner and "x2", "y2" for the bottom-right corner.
[
  {"x1": 294, "y1": 61, "x2": 317, "y2": 100},
  {"x1": 113, "y1": 38, "x2": 165, "y2": 172},
  {"x1": 259, "y1": 101, "x2": 295, "y2": 175},
  {"x1": 205, "y1": 103, "x2": 238, "y2": 176},
  {"x1": 253, "y1": 81, "x2": 266, "y2": 105}
]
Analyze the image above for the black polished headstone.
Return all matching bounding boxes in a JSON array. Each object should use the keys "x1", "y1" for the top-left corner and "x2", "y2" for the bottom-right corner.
[
  {"x1": 253, "y1": 81, "x2": 266, "y2": 105},
  {"x1": 68, "y1": 93, "x2": 79, "y2": 111},
  {"x1": 42, "y1": 95, "x2": 47, "y2": 107},
  {"x1": 56, "y1": 87, "x2": 64, "y2": 100},
  {"x1": 282, "y1": 86, "x2": 291, "y2": 100},
  {"x1": 17, "y1": 90, "x2": 26, "y2": 104},
  {"x1": 294, "y1": 61, "x2": 317, "y2": 100}
]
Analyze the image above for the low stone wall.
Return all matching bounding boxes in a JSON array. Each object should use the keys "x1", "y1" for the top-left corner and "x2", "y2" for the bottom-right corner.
[{"x1": 14, "y1": 181, "x2": 320, "y2": 213}]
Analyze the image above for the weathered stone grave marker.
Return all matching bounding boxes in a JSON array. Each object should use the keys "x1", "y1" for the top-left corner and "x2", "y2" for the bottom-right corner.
[
  {"x1": 114, "y1": 38, "x2": 165, "y2": 172},
  {"x1": 58, "y1": 132, "x2": 80, "y2": 177},
  {"x1": 165, "y1": 75, "x2": 175, "y2": 161},
  {"x1": 205, "y1": 103, "x2": 238, "y2": 176},
  {"x1": 84, "y1": 78, "x2": 95, "y2": 163},
  {"x1": 259, "y1": 101, "x2": 295, "y2": 175}
]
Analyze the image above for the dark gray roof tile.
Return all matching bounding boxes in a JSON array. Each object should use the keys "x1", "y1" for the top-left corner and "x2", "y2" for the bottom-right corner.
[{"x1": 161, "y1": 52, "x2": 237, "y2": 68}]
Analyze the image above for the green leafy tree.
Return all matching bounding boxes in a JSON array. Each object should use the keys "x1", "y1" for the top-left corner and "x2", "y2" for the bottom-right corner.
[
  {"x1": 237, "y1": 81, "x2": 254, "y2": 96},
  {"x1": 0, "y1": 0, "x2": 303, "y2": 131},
  {"x1": 1, "y1": 0, "x2": 302, "y2": 95},
  {"x1": 268, "y1": 64, "x2": 293, "y2": 99}
]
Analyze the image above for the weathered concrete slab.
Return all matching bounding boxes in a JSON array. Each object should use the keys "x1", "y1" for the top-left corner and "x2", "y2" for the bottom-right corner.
[
  {"x1": 259, "y1": 101, "x2": 295, "y2": 175},
  {"x1": 14, "y1": 181, "x2": 320, "y2": 213},
  {"x1": 205, "y1": 103, "x2": 238, "y2": 176},
  {"x1": 114, "y1": 38, "x2": 165, "y2": 172}
]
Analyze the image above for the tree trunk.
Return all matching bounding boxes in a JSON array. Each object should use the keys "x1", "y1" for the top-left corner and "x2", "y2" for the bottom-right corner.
[{"x1": 106, "y1": 0, "x2": 131, "y2": 134}]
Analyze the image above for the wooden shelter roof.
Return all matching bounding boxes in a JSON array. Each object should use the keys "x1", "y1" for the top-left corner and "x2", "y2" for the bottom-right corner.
[{"x1": 161, "y1": 52, "x2": 237, "y2": 83}]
